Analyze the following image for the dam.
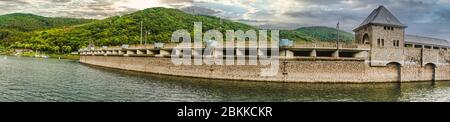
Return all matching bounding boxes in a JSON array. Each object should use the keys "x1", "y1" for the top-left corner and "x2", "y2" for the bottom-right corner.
[{"x1": 79, "y1": 6, "x2": 450, "y2": 83}]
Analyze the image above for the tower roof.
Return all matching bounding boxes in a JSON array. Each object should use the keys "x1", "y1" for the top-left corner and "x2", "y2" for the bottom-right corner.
[{"x1": 354, "y1": 6, "x2": 407, "y2": 31}]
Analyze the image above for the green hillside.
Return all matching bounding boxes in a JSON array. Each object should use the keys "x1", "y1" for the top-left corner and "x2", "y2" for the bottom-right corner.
[
  {"x1": 1, "y1": 7, "x2": 355, "y2": 54},
  {"x1": 283, "y1": 26, "x2": 354, "y2": 43},
  {"x1": 0, "y1": 13, "x2": 94, "y2": 31},
  {"x1": 8, "y1": 7, "x2": 256, "y2": 53}
]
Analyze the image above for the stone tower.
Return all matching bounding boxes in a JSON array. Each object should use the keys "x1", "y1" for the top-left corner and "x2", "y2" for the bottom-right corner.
[{"x1": 354, "y1": 6, "x2": 408, "y2": 66}]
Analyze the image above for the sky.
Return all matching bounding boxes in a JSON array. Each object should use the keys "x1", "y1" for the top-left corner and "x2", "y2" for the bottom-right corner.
[{"x1": 1, "y1": 0, "x2": 450, "y2": 40}]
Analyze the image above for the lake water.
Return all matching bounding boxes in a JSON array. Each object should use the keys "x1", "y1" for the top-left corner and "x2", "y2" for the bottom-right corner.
[{"x1": 0, "y1": 56, "x2": 449, "y2": 102}]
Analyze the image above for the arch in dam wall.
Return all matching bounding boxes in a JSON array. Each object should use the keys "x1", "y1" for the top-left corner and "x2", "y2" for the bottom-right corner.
[
  {"x1": 386, "y1": 62, "x2": 402, "y2": 82},
  {"x1": 424, "y1": 63, "x2": 436, "y2": 81}
]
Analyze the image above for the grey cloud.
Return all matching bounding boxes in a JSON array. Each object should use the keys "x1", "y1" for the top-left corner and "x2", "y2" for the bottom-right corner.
[
  {"x1": 434, "y1": 8, "x2": 450, "y2": 23},
  {"x1": 159, "y1": 0, "x2": 193, "y2": 3},
  {"x1": 0, "y1": 0, "x2": 30, "y2": 4},
  {"x1": 159, "y1": 0, "x2": 194, "y2": 8},
  {"x1": 180, "y1": 6, "x2": 220, "y2": 15},
  {"x1": 0, "y1": 0, "x2": 141, "y2": 19},
  {"x1": 49, "y1": 0, "x2": 72, "y2": 3}
]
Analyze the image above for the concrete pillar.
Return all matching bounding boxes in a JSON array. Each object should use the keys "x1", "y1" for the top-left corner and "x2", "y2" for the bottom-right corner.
[
  {"x1": 136, "y1": 50, "x2": 144, "y2": 55},
  {"x1": 310, "y1": 49, "x2": 317, "y2": 57},
  {"x1": 332, "y1": 50, "x2": 339, "y2": 58},
  {"x1": 354, "y1": 51, "x2": 368, "y2": 58},
  {"x1": 236, "y1": 48, "x2": 245, "y2": 56},
  {"x1": 127, "y1": 50, "x2": 136, "y2": 55},
  {"x1": 160, "y1": 50, "x2": 170, "y2": 57},
  {"x1": 192, "y1": 49, "x2": 202, "y2": 57},
  {"x1": 258, "y1": 49, "x2": 265, "y2": 56},
  {"x1": 173, "y1": 49, "x2": 182, "y2": 57},
  {"x1": 214, "y1": 49, "x2": 223, "y2": 58},
  {"x1": 145, "y1": 50, "x2": 155, "y2": 55},
  {"x1": 146, "y1": 50, "x2": 154, "y2": 55},
  {"x1": 119, "y1": 50, "x2": 124, "y2": 54},
  {"x1": 280, "y1": 49, "x2": 294, "y2": 58}
]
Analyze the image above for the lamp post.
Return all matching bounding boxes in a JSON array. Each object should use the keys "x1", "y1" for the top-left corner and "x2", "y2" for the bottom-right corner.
[
  {"x1": 336, "y1": 20, "x2": 340, "y2": 50},
  {"x1": 146, "y1": 31, "x2": 151, "y2": 45},
  {"x1": 140, "y1": 21, "x2": 143, "y2": 45}
]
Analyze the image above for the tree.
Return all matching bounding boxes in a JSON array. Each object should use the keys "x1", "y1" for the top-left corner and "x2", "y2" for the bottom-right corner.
[
  {"x1": 62, "y1": 46, "x2": 72, "y2": 53},
  {"x1": 53, "y1": 46, "x2": 60, "y2": 53}
]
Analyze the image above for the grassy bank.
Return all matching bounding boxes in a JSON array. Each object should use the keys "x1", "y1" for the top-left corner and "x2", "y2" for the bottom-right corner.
[{"x1": 19, "y1": 52, "x2": 80, "y2": 60}]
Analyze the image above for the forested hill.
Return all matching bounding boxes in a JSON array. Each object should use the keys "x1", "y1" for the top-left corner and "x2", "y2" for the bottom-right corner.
[
  {"x1": 0, "y1": 7, "x2": 354, "y2": 54},
  {"x1": 5, "y1": 7, "x2": 256, "y2": 53},
  {"x1": 295, "y1": 26, "x2": 354, "y2": 42},
  {"x1": 281, "y1": 26, "x2": 354, "y2": 43},
  {"x1": 0, "y1": 13, "x2": 94, "y2": 31}
]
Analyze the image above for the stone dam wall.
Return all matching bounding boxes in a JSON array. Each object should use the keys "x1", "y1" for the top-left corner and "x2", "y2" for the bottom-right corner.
[{"x1": 80, "y1": 56, "x2": 450, "y2": 83}]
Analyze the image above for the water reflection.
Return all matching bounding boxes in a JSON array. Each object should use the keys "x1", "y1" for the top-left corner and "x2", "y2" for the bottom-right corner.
[
  {"x1": 92, "y1": 65, "x2": 448, "y2": 102},
  {"x1": 0, "y1": 56, "x2": 449, "y2": 102}
]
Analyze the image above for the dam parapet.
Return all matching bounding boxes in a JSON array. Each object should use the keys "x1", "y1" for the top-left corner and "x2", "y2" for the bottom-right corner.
[{"x1": 80, "y1": 41, "x2": 371, "y2": 61}]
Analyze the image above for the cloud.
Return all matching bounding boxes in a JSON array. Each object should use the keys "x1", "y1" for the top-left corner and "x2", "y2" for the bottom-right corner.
[
  {"x1": 180, "y1": 6, "x2": 221, "y2": 15},
  {"x1": 0, "y1": 0, "x2": 173, "y2": 19},
  {"x1": 0, "y1": 0, "x2": 449, "y2": 40}
]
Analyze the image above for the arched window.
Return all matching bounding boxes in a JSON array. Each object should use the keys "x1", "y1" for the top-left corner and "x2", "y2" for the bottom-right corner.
[{"x1": 362, "y1": 34, "x2": 369, "y2": 44}]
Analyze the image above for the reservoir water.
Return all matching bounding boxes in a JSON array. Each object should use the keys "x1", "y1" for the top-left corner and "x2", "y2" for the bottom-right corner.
[{"x1": 0, "y1": 56, "x2": 449, "y2": 102}]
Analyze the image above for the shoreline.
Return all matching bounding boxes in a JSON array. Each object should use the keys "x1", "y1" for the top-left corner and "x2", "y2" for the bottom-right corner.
[{"x1": 1, "y1": 52, "x2": 80, "y2": 60}]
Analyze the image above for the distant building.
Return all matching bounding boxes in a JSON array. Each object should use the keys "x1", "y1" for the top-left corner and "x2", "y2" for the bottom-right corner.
[
  {"x1": 354, "y1": 5, "x2": 450, "y2": 67},
  {"x1": 405, "y1": 35, "x2": 450, "y2": 49}
]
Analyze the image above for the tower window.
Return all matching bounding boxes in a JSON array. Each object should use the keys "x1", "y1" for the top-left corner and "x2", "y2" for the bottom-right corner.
[
  {"x1": 393, "y1": 40, "x2": 400, "y2": 47},
  {"x1": 384, "y1": 26, "x2": 394, "y2": 31},
  {"x1": 377, "y1": 38, "x2": 385, "y2": 47},
  {"x1": 377, "y1": 39, "x2": 381, "y2": 46}
]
